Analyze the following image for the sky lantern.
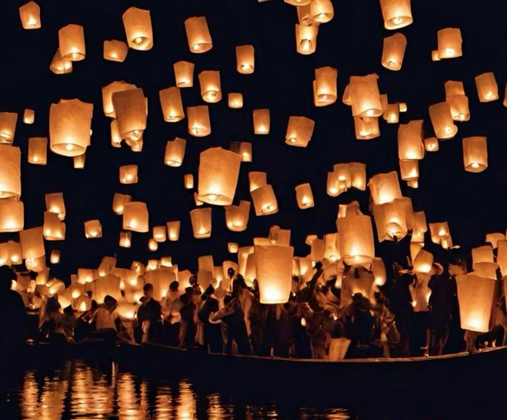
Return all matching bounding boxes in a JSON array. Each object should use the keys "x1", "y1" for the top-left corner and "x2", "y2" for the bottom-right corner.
[
  {"x1": 0, "y1": 145, "x2": 21, "y2": 199},
  {"x1": 43, "y1": 212, "x2": 65, "y2": 240},
  {"x1": 185, "y1": 16, "x2": 213, "y2": 53},
  {"x1": 164, "y1": 137, "x2": 186, "y2": 167},
  {"x1": 198, "y1": 71, "x2": 222, "y2": 103},
  {"x1": 50, "y1": 250, "x2": 61, "y2": 265},
  {"x1": 84, "y1": 220, "x2": 103, "y2": 239},
  {"x1": 497, "y1": 241, "x2": 507, "y2": 276},
  {"x1": 373, "y1": 199, "x2": 408, "y2": 242},
  {"x1": 0, "y1": 200, "x2": 24, "y2": 232},
  {"x1": 349, "y1": 162, "x2": 367, "y2": 191},
  {"x1": 187, "y1": 105, "x2": 211, "y2": 137},
  {"x1": 295, "y1": 24, "x2": 318, "y2": 55},
  {"x1": 228, "y1": 243, "x2": 239, "y2": 254},
  {"x1": 197, "y1": 148, "x2": 241, "y2": 206},
  {"x1": 190, "y1": 208, "x2": 212, "y2": 239},
  {"x1": 485, "y1": 233, "x2": 505, "y2": 249},
  {"x1": 314, "y1": 66, "x2": 338, "y2": 107},
  {"x1": 297, "y1": 4, "x2": 313, "y2": 25},
  {"x1": 251, "y1": 184, "x2": 279, "y2": 216},
  {"x1": 249, "y1": 171, "x2": 267, "y2": 192},
  {"x1": 236, "y1": 45, "x2": 255, "y2": 74},
  {"x1": 119, "y1": 231, "x2": 132, "y2": 248},
  {"x1": 354, "y1": 116, "x2": 380, "y2": 140},
  {"x1": 112, "y1": 88, "x2": 147, "y2": 141},
  {"x1": 429, "y1": 222, "x2": 452, "y2": 248},
  {"x1": 383, "y1": 103, "x2": 399, "y2": 123},
  {"x1": 28, "y1": 137, "x2": 47, "y2": 165},
  {"x1": 324, "y1": 233, "x2": 340, "y2": 262},
  {"x1": 372, "y1": 258, "x2": 387, "y2": 286},
  {"x1": 463, "y1": 136, "x2": 488, "y2": 173},
  {"x1": 285, "y1": 116, "x2": 315, "y2": 147},
  {"x1": 424, "y1": 137, "x2": 439, "y2": 152},
  {"x1": 159, "y1": 87, "x2": 185, "y2": 122},
  {"x1": 153, "y1": 226, "x2": 167, "y2": 243},
  {"x1": 310, "y1": 239, "x2": 325, "y2": 262},
  {"x1": 148, "y1": 238, "x2": 158, "y2": 252},
  {"x1": 349, "y1": 74, "x2": 382, "y2": 117},
  {"x1": 45, "y1": 193, "x2": 65, "y2": 220},
  {"x1": 0, "y1": 112, "x2": 18, "y2": 144},
  {"x1": 428, "y1": 102, "x2": 457, "y2": 139},
  {"x1": 255, "y1": 245, "x2": 294, "y2": 304},
  {"x1": 412, "y1": 249, "x2": 434, "y2": 273},
  {"x1": 119, "y1": 165, "x2": 139, "y2": 184},
  {"x1": 475, "y1": 72, "x2": 499, "y2": 102},
  {"x1": 225, "y1": 201, "x2": 251, "y2": 232},
  {"x1": 253, "y1": 109, "x2": 270, "y2": 134},
  {"x1": 444, "y1": 80, "x2": 470, "y2": 122},
  {"x1": 123, "y1": 202, "x2": 149, "y2": 233},
  {"x1": 19, "y1": 1, "x2": 41, "y2": 29},
  {"x1": 380, "y1": 0, "x2": 413, "y2": 30},
  {"x1": 167, "y1": 221, "x2": 181, "y2": 241},
  {"x1": 23, "y1": 109, "x2": 35, "y2": 125},
  {"x1": 110, "y1": 120, "x2": 122, "y2": 147},
  {"x1": 103, "y1": 40, "x2": 128, "y2": 62},
  {"x1": 174, "y1": 61, "x2": 194, "y2": 87},
  {"x1": 337, "y1": 214, "x2": 374, "y2": 266},
  {"x1": 20, "y1": 227, "x2": 44, "y2": 261},
  {"x1": 102, "y1": 81, "x2": 137, "y2": 118},
  {"x1": 399, "y1": 160, "x2": 419, "y2": 182},
  {"x1": 184, "y1": 174, "x2": 194, "y2": 189},
  {"x1": 295, "y1": 183, "x2": 315, "y2": 209},
  {"x1": 456, "y1": 274, "x2": 495, "y2": 333},
  {"x1": 228, "y1": 93, "x2": 244, "y2": 109},
  {"x1": 398, "y1": 120, "x2": 424, "y2": 160},
  {"x1": 471, "y1": 245, "x2": 494, "y2": 267},
  {"x1": 437, "y1": 28, "x2": 463, "y2": 59},
  {"x1": 50, "y1": 49, "x2": 73, "y2": 74},
  {"x1": 98, "y1": 256, "x2": 116, "y2": 277},
  {"x1": 112, "y1": 193, "x2": 131, "y2": 215},
  {"x1": 230, "y1": 142, "x2": 252, "y2": 162},
  {"x1": 269, "y1": 226, "x2": 291, "y2": 246},
  {"x1": 311, "y1": 0, "x2": 334, "y2": 23},
  {"x1": 58, "y1": 24, "x2": 85, "y2": 61},
  {"x1": 368, "y1": 171, "x2": 402, "y2": 205},
  {"x1": 381, "y1": 33, "x2": 407, "y2": 71},
  {"x1": 73, "y1": 154, "x2": 86, "y2": 169},
  {"x1": 122, "y1": 7, "x2": 153, "y2": 51}
]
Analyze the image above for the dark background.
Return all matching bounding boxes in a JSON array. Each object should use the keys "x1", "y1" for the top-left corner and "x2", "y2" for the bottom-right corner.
[{"x1": 1, "y1": 0, "x2": 506, "y2": 281}]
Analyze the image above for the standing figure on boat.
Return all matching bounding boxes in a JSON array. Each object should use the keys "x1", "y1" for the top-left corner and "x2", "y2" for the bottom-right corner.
[
  {"x1": 198, "y1": 281, "x2": 224, "y2": 353},
  {"x1": 162, "y1": 281, "x2": 183, "y2": 347},
  {"x1": 137, "y1": 283, "x2": 163, "y2": 344},
  {"x1": 179, "y1": 287, "x2": 197, "y2": 349},
  {"x1": 39, "y1": 296, "x2": 70, "y2": 345},
  {"x1": 446, "y1": 256, "x2": 467, "y2": 353},
  {"x1": 390, "y1": 265, "x2": 414, "y2": 357},
  {"x1": 93, "y1": 295, "x2": 119, "y2": 346},
  {"x1": 409, "y1": 271, "x2": 432, "y2": 356},
  {"x1": 342, "y1": 293, "x2": 376, "y2": 358}
]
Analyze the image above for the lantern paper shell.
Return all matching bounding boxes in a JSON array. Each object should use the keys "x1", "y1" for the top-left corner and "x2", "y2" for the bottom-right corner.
[
  {"x1": 190, "y1": 208, "x2": 212, "y2": 239},
  {"x1": 59, "y1": 24, "x2": 86, "y2": 61},
  {"x1": 0, "y1": 145, "x2": 21, "y2": 199},
  {"x1": 249, "y1": 172, "x2": 267, "y2": 192},
  {"x1": 198, "y1": 71, "x2": 222, "y2": 103},
  {"x1": 187, "y1": 106, "x2": 211, "y2": 137},
  {"x1": 297, "y1": 4, "x2": 313, "y2": 26},
  {"x1": 28, "y1": 137, "x2": 47, "y2": 165},
  {"x1": 111, "y1": 120, "x2": 123, "y2": 146},
  {"x1": 49, "y1": 99, "x2": 93, "y2": 157},
  {"x1": 381, "y1": 33, "x2": 407, "y2": 71},
  {"x1": 413, "y1": 249, "x2": 434, "y2": 273},
  {"x1": 197, "y1": 148, "x2": 241, "y2": 206},
  {"x1": 167, "y1": 221, "x2": 181, "y2": 241},
  {"x1": 314, "y1": 66, "x2": 338, "y2": 107},
  {"x1": 471, "y1": 245, "x2": 494, "y2": 268},
  {"x1": 437, "y1": 28, "x2": 463, "y2": 59},
  {"x1": 174, "y1": 61, "x2": 194, "y2": 88},
  {"x1": 119, "y1": 165, "x2": 138, "y2": 184},
  {"x1": 23, "y1": 109, "x2": 35, "y2": 125},
  {"x1": 45, "y1": 193, "x2": 65, "y2": 220},
  {"x1": 84, "y1": 220, "x2": 103, "y2": 239},
  {"x1": 463, "y1": 136, "x2": 488, "y2": 173},
  {"x1": 429, "y1": 222, "x2": 452, "y2": 247},
  {"x1": 0, "y1": 112, "x2": 18, "y2": 144},
  {"x1": 112, "y1": 193, "x2": 131, "y2": 215},
  {"x1": 424, "y1": 137, "x2": 439, "y2": 152},
  {"x1": 380, "y1": 0, "x2": 413, "y2": 30},
  {"x1": 103, "y1": 40, "x2": 128, "y2": 62},
  {"x1": 398, "y1": 120, "x2": 424, "y2": 160},
  {"x1": 399, "y1": 160, "x2": 419, "y2": 183},
  {"x1": 354, "y1": 117, "x2": 380, "y2": 140},
  {"x1": 429, "y1": 102, "x2": 457, "y2": 139},
  {"x1": 153, "y1": 226, "x2": 167, "y2": 243},
  {"x1": 43, "y1": 212, "x2": 65, "y2": 240},
  {"x1": 184, "y1": 174, "x2": 194, "y2": 190},
  {"x1": 225, "y1": 201, "x2": 250, "y2": 232},
  {"x1": 498, "y1": 241, "x2": 507, "y2": 276},
  {"x1": 0, "y1": 200, "x2": 24, "y2": 232},
  {"x1": 349, "y1": 163, "x2": 367, "y2": 191},
  {"x1": 148, "y1": 238, "x2": 158, "y2": 251},
  {"x1": 447, "y1": 95, "x2": 470, "y2": 122},
  {"x1": 285, "y1": 116, "x2": 315, "y2": 147},
  {"x1": 295, "y1": 24, "x2": 318, "y2": 55},
  {"x1": 112, "y1": 88, "x2": 147, "y2": 140},
  {"x1": 50, "y1": 49, "x2": 73, "y2": 75},
  {"x1": 228, "y1": 93, "x2": 244, "y2": 109},
  {"x1": 164, "y1": 138, "x2": 186, "y2": 167},
  {"x1": 349, "y1": 74, "x2": 382, "y2": 117},
  {"x1": 295, "y1": 183, "x2": 315, "y2": 209},
  {"x1": 324, "y1": 233, "x2": 340, "y2": 262},
  {"x1": 486, "y1": 233, "x2": 505, "y2": 249},
  {"x1": 20, "y1": 227, "x2": 44, "y2": 260},
  {"x1": 230, "y1": 142, "x2": 253, "y2": 163},
  {"x1": 123, "y1": 202, "x2": 149, "y2": 233},
  {"x1": 159, "y1": 87, "x2": 185, "y2": 122},
  {"x1": 368, "y1": 171, "x2": 402, "y2": 205},
  {"x1": 102, "y1": 81, "x2": 137, "y2": 118},
  {"x1": 252, "y1": 185, "x2": 279, "y2": 216},
  {"x1": 19, "y1": 1, "x2": 41, "y2": 29},
  {"x1": 50, "y1": 250, "x2": 61, "y2": 265},
  {"x1": 337, "y1": 215, "x2": 375, "y2": 266},
  {"x1": 73, "y1": 154, "x2": 86, "y2": 169},
  {"x1": 311, "y1": 0, "x2": 334, "y2": 23},
  {"x1": 236, "y1": 45, "x2": 255, "y2": 74},
  {"x1": 456, "y1": 274, "x2": 495, "y2": 333},
  {"x1": 372, "y1": 258, "x2": 387, "y2": 286},
  {"x1": 383, "y1": 104, "x2": 399, "y2": 124},
  {"x1": 475, "y1": 72, "x2": 499, "y2": 102},
  {"x1": 374, "y1": 200, "x2": 409, "y2": 242},
  {"x1": 119, "y1": 231, "x2": 132, "y2": 248},
  {"x1": 122, "y1": 7, "x2": 153, "y2": 51},
  {"x1": 255, "y1": 245, "x2": 294, "y2": 304},
  {"x1": 311, "y1": 239, "x2": 325, "y2": 262},
  {"x1": 253, "y1": 109, "x2": 270, "y2": 135},
  {"x1": 185, "y1": 17, "x2": 213, "y2": 53}
]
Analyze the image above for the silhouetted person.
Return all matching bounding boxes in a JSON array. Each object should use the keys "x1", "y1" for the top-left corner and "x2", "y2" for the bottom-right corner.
[{"x1": 137, "y1": 283, "x2": 163, "y2": 343}]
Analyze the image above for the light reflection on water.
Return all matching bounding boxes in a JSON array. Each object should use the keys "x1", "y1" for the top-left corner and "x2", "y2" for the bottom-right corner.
[{"x1": 9, "y1": 362, "x2": 354, "y2": 420}]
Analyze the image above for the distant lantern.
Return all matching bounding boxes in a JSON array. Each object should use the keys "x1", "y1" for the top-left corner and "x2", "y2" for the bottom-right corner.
[
  {"x1": 349, "y1": 74, "x2": 382, "y2": 117},
  {"x1": 381, "y1": 33, "x2": 407, "y2": 71},
  {"x1": 19, "y1": 1, "x2": 41, "y2": 29},
  {"x1": 45, "y1": 193, "x2": 65, "y2": 220},
  {"x1": 28, "y1": 137, "x2": 47, "y2": 165},
  {"x1": 119, "y1": 165, "x2": 138, "y2": 184},
  {"x1": 187, "y1": 105, "x2": 211, "y2": 137},
  {"x1": 424, "y1": 137, "x2": 439, "y2": 152},
  {"x1": 228, "y1": 243, "x2": 239, "y2": 253},
  {"x1": 119, "y1": 231, "x2": 132, "y2": 248},
  {"x1": 253, "y1": 109, "x2": 270, "y2": 135},
  {"x1": 398, "y1": 120, "x2": 424, "y2": 160},
  {"x1": 185, "y1": 16, "x2": 212, "y2": 53},
  {"x1": 50, "y1": 250, "x2": 61, "y2": 265},
  {"x1": 431, "y1": 50, "x2": 441, "y2": 62},
  {"x1": 122, "y1": 7, "x2": 153, "y2": 51},
  {"x1": 0, "y1": 112, "x2": 18, "y2": 144},
  {"x1": 399, "y1": 160, "x2": 419, "y2": 182},
  {"x1": 190, "y1": 208, "x2": 212, "y2": 239},
  {"x1": 20, "y1": 227, "x2": 44, "y2": 260},
  {"x1": 463, "y1": 136, "x2": 488, "y2": 173},
  {"x1": 429, "y1": 222, "x2": 452, "y2": 247},
  {"x1": 249, "y1": 171, "x2": 267, "y2": 192},
  {"x1": 295, "y1": 24, "x2": 318, "y2": 55},
  {"x1": 456, "y1": 274, "x2": 495, "y2": 333},
  {"x1": 324, "y1": 233, "x2": 340, "y2": 262},
  {"x1": 368, "y1": 171, "x2": 402, "y2": 205},
  {"x1": 49, "y1": 99, "x2": 93, "y2": 157},
  {"x1": 285, "y1": 116, "x2": 315, "y2": 147},
  {"x1": 112, "y1": 193, "x2": 131, "y2": 215},
  {"x1": 111, "y1": 120, "x2": 122, "y2": 148},
  {"x1": 230, "y1": 142, "x2": 252, "y2": 162},
  {"x1": 112, "y1": 88, "x2": 147, "y2": 141},
  {"x1": 475, "y1": 72, "x2": 499, "y2": 102},
  {"x1": 380, "y1": 0, "x2": 413, "y2": 30},
  {"x1": 373, "y1": 199, "x2": 408, "y2": 242},
  {"x1": 59, "y1": 24, "x2": 85, "y2": 61},
  {"x1": 337, "y1": 215, "x2": 375, "y2": 266},
  {"x1": 437, "y1": 28, "x2": 463, "y2": 59},
  {"x1": 310, "y1": 239, "x2": 325, "y2": 262},
  {"x1": 84, "y1": 220, "x2": 103, "y2": 239},
  {"x1": 0, "y1": 200, "x2": 24, "y2": 232},
  {"x1": 310, "y1": 0, "x2": 334, "y2": 23},
  {"x1": 372, "y1": 258, "x2": 387, "y2": 286},
  {"x1": 153, "y1": 226, "x2": 167, "y2": 243},
  {"x1": 164, "y1": 137, "x2": 186, "y2": 167},
  {"x1": 74, "y1": 154, "x2": 86, "y2": 169},
  {"x1": 198, "y1": 71, "x2": 222, "y2": 103},
  {"x1": 297, "y1": 4, "x2": 313, "y2": 25},
  {"x1": 447, "y1": 95, "x2": 470, "y2": 122},
  {"x1": 413, "y1": 249, "x2": 434, "y2": 273},
  {"x1": 123, "y1": 202, "x2": 149, "y2": 233},
  {"x1": 174, "y1": 61, "x2": 194, "y2": 88},
  {"x1": 50, "y1": 49, "x2": 73, "y2": 74},
  {"x1": 486, "y1": 233, "x2": 505, "y2": 249},
  {"x1": 228, "y1": 93, "x2": 244, "y2": 109},
  {"x1": 167, "y1": 221, "x2": 181, "y2": 241},
  {"x1": 251, "y1": 185, "x2": 279, "y2": 216},
  {"x1": 255, "y1": 245, "x2": 294, "y2": 304},
  {"x1": 314, "y1": 66, "x2": 338, "y2": 107},
  {"x1": 383, "y1": 104, "x2": 399, "y2": 124},
  {"x1": 23, "y1": 109, "x2": 35, "y2": 125},
  {"x1": 43, "y1": 212, "x2": 65, "y2": 240},
  {"x1": 236, "y1": 45, "x2": 255, "y2": 74},
  {"x1": 428, "y1": 102, "x2": 457, "y2": 140},
  {"x1": 102, "y1": 81, "x2": 137, "y2": 118},
  {"x1": 0, "y1": 145, "x2": 21, "y2": 199},
  {"x1": 184, "y1": 174, "x2": 194, "y2": 189},
  {"x1": 148, "y1": 238, "x2": 158, "y2": 252},
  {"x1": 354, "y1": 116, "x2": 380, "y2": 140},
  {"x1": 103, "y1": 40, "x2": 128, "y2": 62},
  {"x1": 225, "y1": 201, "x2": 250, "y2": 232},
  {"x1": 472, "y1": 245, "x2": 494, "y2": 268},
  {"x1": 295, "y1": 183, "x2": 315, "y2": 209},
  {"x1": 350, "y1": 162, "x2": 367, "y2": 191},
  {"x1": 159, "y1": 87, "x2": 185, "y2": 122}
]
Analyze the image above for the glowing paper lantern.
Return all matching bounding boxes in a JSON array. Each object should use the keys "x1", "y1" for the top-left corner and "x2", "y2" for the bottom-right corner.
[
  {"x1": 102, "y1": 81, "x2": 137, "y2": 118},
  {"x1": 475, "y1": 72, "x2": 499, "y2": 102},
  {"x1": 447, "y1": 95, "x2": 470, "y2": 122},
  {"x1": 349, "y1": 74, "x2": 382, "y2": 117},
  {"x1": 148, "y1": 238, "x2": 158, "y2": 252},
  {"x1": 119, "y1": 165, "x2": 138, "y2": 184},
  {"x1": 45, "y1": 193, "x2": 65, "y2": 220},
  {"x1": 119, "y1": 231, "x2": 132, "y2": 248},
  {"x1": 255, "y1": 245, "x2": 294, "y2": 304},
  {"x1": 399, "y1": 160, "x2": 419, "y2": 181},
  {"x1": 311, "y1": 0, "x2": 334, "y2": 23},
  {"x1": 424, "y1": 137, "x2": 439, "y2": 152},
  {"x1": 19, "y1": 1, "x2": 41, "y2": 29},
  {"x1": 122, "y1": 7, "x2": 153, "y2": 51},
  {"x1": 350, "y1": 162, "x2": 367, "y2": 191},
  {"x1": 27, "y1": 137, "x2": 47, "y2": 165},
  {"x1": 187, "y1": 106, "x2": 211, "y2": 137},
  {"x1": 373, "y1": 199, "x2": 408, "y2": 242},
  {"x1": 383, "y1": 103, "x2": 399, "y2": 124},
  {"x1": 185, "y1": 17, "x2": 213, "y2": 53},
  {"x1": 472, "y1": 245, "x2": 494, "y2": 267},
  {"x1": 413, "y1": 249, "x2": 434, "y2": 273},
  {"x1": 103, "y1": 40, "x2": 128, "y2": 62},
  {"x1": 184, "y1": 174, "x2": 194, "y2": 189},
  {"x1": 429, "y1": 222, "x2": 452, "y2": 248},
  {"x1": 337, "y1": 215, "x2": 375, "y2": 266},
  {"x1": 110, "y1": 120, "x2": 122, "y2": 148},
  {"x1": 98, "y1": 256, "x2": 116, "y2": 277},
  {"x1": 314, "y1": 66, "x2": 338, "y2": 107},
  {"x1": 84, "y1": 220, "x2": 103, "y2": 239},
  {"x1": 295, "y1": 24, "x2": 318, "y2": 55},
  {"x1": 297, "y1": 4, "x2": 314, "y2": 25},
  {"x1": 92, "y1": 275, "x2": 122, "y2": 304},
  {"x1": 437, "y1": 28, "x2": 463, "y2": 59},
  {"x1": 0, "y1": 112, "x2": 18, "y2": 144},
  {"x1": 225, "y1": 201, "x2": 250, "y2": 232},
  {"x1": 112, "y1": 88, "x2": 147, "y2": 141},
  {"x1": 324, "y1": 233, "x2": 340, "y2": 262},
  {"x1": 372, "y1": 258, "x2": 387, "y2": 286},
  {"x1": 228, "y1": 243, "x2": 239, "y2": 253},
  {"x1": 0, "y1": 145, "x2": 21, "y2": 199},
  {"x1": 285, "y1": 116, "x2": 315, "y2": 147},
  {"x1": 23, "y1": 109, "x2": 35, "y2": 125},
  {"x1": 228, "y1": 93, "x2": 244, "y2": 109},
  {"x1": 497, "y1": 241, "x2": 507, "y2": 276},
  {"x1": 123, "y1": 202, "x2": 149, "y2": 233},
  {"x1": 428, "y1": 102, "x2": 457, "y2": 140},
  {"x1": 58, "y1": 24, "x2": 85, "y2": 61},
  {"x1": 0, "y1": 200, "x2": 23, "y2": 232},
  {"x1": 159, "y1": 87, "x2": 185, "y2": 122},
  {"x1": 50, "y1": 250, "x2": 61, "y2": 265},
  {"x1": 456, "y1": 274, "x2": 495, "y2": 333},
  {"x1": 112, "y1": 193, "x2": 131, "y2": 215},
  {"x1": 198, "y1": 71, "x2": 222, "y2": 103},
  {"x1": 73, "y1": 154, "x2": 86, "y2": 169},
  {"x1": 197, "y1": 148, "x2": 241, "y2": 206},
  {"x1": 236, "y1": 45, "x2": 255, "y2": 74},
  {"x1": 190, "y1": 208, "x2": 212, "y2": 239},
  {"x1": 463, "y1": 136, "x2": 488, "y2": 173},
  {"x1": 310, "y1": 239, "x2": 325, "y2": 262},
  {"x1": 174, "y1": 61, "x2": 194, "y2": 88},
  {"x1": 249, "y1": 171, "x2": 267, "y2": 192},
  {"x1": 381, "y1": 33, "x2": 407, "y2": 71},
  {"x1": 164, "y1": 138, "x2": 186, "y2": 167},
  {"x1": 167, "y1": 221, "x2": 181, "y2": 241},
  {"x1": 43, "y1": 212, "x2": 65, "y2": 240},
  {"x1": 368, "y1": 171, "x2": 402, "y2": 205},
  {"x1": 251, "y1": 185, "x2": 279, "y2": 216},
  {"x1": 50, "y1": 99, "x2": 93, "y2": 157},
  {"x1": 20, "y1": 227, "x2": 44, "y2": 260},
  {"x1": 253, "y1": 109, "x2": 270, "y2": 134},
  {"x1": 50, "y1": 49, "x2": 72, "y2": 75},
  {"x1": 152, "y1": 226, "x2": 167, "y2": 243},
  {"x1": 380, "y1": 0, "x2": 413, "y2": 30},
  {"x1": 354, "y1": 116, "x2": 380, "y2": 140},
  {"x1": 230, "y1": 142, "x2": 252, "y2": 162},
  {"x1": 398, "y1": 120, "x2": 424, "y2": 160},
  {"x1": 486, "y1": 233, "x2": 505, "y2": 249},
  {"x1": 295, "y1": 183, "x2": 314, "y2": 209}
]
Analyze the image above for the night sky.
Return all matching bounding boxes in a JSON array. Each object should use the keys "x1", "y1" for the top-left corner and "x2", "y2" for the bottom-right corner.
[{"x1": 1, "y1": 0, "x2": 507, "y2": 281}]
